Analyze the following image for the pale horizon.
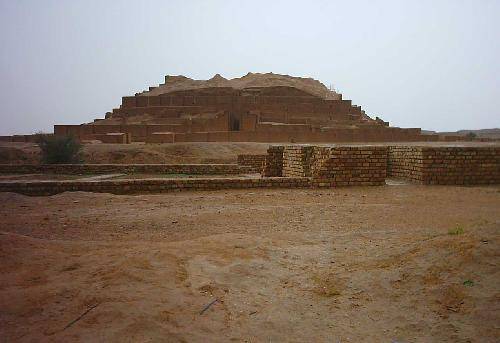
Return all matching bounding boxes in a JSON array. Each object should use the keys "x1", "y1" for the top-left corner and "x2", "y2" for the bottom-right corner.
[{"x1": 1, "y1": 0, "x2": 499, "y2": 135}]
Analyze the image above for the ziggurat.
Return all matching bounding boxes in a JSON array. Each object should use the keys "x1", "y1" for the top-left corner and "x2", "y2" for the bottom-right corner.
[{"x1": 54, "y1": 73, "x2": 434, "y2": 143}]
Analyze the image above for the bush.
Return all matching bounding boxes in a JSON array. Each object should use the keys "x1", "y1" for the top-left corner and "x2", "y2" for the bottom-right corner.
[
  {"x1": 448, "y1": 225, "x2": 464, "y2": 235},
  {"x1": 37, "y1": 135, "x2": 82, "y2": 164}
]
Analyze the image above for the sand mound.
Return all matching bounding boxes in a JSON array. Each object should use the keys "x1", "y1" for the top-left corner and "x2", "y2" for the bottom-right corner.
[{"x1": 141, "y1": 72, "x2": 340, "y2": 99}]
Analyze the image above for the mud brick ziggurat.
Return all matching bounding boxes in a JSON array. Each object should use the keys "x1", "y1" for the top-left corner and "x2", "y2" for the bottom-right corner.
[{"x1": 54, "y1": 73, "x2": 436, "y2": 143}]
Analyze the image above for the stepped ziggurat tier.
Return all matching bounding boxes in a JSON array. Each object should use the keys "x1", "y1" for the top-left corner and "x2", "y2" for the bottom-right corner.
[{"x1": 54, "y1": 72, "x2": 433, "y2": 143}]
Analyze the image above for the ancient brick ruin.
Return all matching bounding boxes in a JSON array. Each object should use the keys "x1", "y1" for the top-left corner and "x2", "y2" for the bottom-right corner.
[
  {"x1": 263, "y1": 145, "x2": 500, "y2": 186},
  {"x1": 2, "y1": 144, "x2": 497, "y2": 195},
  {"x1": 263, "y1": 145, "x2": 388, "y2": 186},
  {"x1": 387, "y1": 146, "x2": 500, "y2": 185},
  {"x1": 53, "y1": 73, "x2": 437, "y2": 143}
]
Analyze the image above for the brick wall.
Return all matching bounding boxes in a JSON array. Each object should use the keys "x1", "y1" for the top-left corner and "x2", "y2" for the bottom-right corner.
[
  {"x1": 387, "y1": 146, "x2": 500, "y2": 185},
  {"x1": 0, "y1": 177, "x2": 311, "y2": 196},
  {"x1": 237, "y1": 154, "x2": 267, "y2": 173},
  {"x1": 387, "y1": 146, "x2": 423, "y2": 182},
  {"x1": 0, "y1": 164, "x2": 251, "y2": 175},
  {"x1": 53, "y1": 124, "x2": 436, "y2": 143},
  {"x1": 262, "y1": 145, "x2": 387, "y2": 186},
  {"x1": 421, "y1": 147, "x2": 499, "y2": 184},
  {"x1": 310, "y1": 146, "x2": 387, "y2": 186},
  {"x1": 282, "y1": 145, "x2": 314, "y2": 177},
  {"x1": 262, "y1": 146, "x2": 284, "y2": 177}
]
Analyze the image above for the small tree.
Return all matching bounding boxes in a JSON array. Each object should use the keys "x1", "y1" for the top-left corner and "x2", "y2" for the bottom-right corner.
[{"x1": 37, "y1": 135, "x2": 82, "y2": 164}]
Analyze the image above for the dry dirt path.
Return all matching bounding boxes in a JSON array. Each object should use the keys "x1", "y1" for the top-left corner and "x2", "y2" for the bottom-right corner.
[{"x1": 0, "y1": 185, "x2": 499, "y2": 342}]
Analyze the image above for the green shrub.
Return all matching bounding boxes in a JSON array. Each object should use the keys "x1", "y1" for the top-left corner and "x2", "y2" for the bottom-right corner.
[
  {"x1": 37, "y1": 135, "x2": 82, "y2": 164},
  {"x1": 448, "y1": 225, "x2": 464, "y2": 235},
  {"x1": 463, "y1": 279, "x2": 474, "y2": 287}
]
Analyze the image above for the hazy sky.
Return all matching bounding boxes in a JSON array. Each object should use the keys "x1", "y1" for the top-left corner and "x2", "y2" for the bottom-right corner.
[{"x1": 1, "y1": 0, "x2": 499, "y2": 135}]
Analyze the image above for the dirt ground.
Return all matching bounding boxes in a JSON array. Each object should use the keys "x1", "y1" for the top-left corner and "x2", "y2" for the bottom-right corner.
[
  {"x1": 0, "y1": 184, "x2": 499, "y2": 342},
  {"x1": 0, "y1": 142, "x2": 271, "y2": 165}
]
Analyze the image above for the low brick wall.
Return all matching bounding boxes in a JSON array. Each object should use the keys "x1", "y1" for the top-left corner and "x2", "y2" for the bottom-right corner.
[
  {"x1": 311, "y1": 146, "x2": 387, "y2": 186},
  {"x1": 388, "y1": 146, "x2": 500, "y2": 185},
  {"x1": 237, "y1": 154, "x2": 267, "y2": 173},
  {"x1": 0, "y1": 164, "x2": 251, "y2": 175},
  {"x1": 0, "y1": 177, "x2": 311, "y2": 196},
  {"x1": 263, "y1": 145, "x2": 387, "y2": 186}
]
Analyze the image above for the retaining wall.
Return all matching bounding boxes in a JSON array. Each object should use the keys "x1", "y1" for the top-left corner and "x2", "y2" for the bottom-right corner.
[{"x1": 0, "y1": 164, "x2": 251, "y2": 175}]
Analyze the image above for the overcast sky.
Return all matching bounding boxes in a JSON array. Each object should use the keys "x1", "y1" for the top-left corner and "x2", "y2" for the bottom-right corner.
[{"x1": 0, "y1": 0, "x2": 499, "y2": 135}]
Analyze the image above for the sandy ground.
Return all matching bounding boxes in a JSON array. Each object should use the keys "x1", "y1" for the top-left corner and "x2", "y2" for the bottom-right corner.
[
  {"x1": 0, "y1": 184, "x2": 499, "y2": 342},
  {"x1": 0, "y1": 142, "x2": 271, "y2": 165}
]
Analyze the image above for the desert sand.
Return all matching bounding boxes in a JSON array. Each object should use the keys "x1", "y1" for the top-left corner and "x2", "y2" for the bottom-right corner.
[{"x1": 1, "y1": 184, "x2": 499, "y2": 342}]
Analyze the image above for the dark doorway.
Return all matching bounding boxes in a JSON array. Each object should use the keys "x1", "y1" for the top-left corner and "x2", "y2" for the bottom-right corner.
[{"x1": 230, "y1": 114, "x2": 240, "y2": 131}]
